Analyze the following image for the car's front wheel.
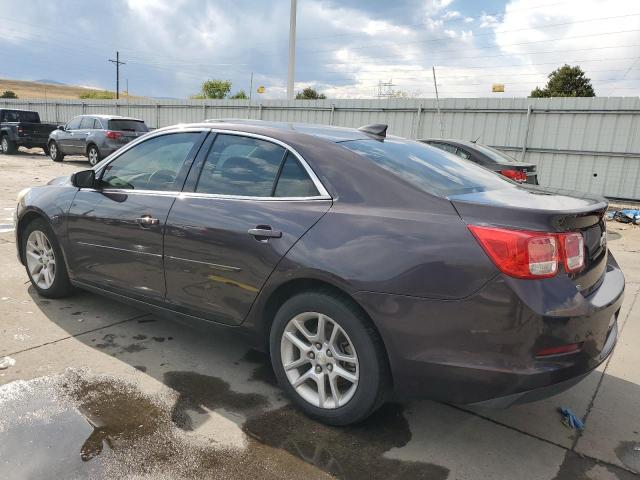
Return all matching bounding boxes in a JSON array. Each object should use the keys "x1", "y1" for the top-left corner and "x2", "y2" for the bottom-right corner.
[
  {"x1": 48, "y1": 141, "x2": 64, "y2": 162},
  {"x1": 270, "y1": 290, "x2": 388, "y2": 425},
  {"x1": 87, "y1": 145, "x2": 101, "y2": 166},
  {"x1": 22, "y1": 218, "x2": 73, "y2": 298}
]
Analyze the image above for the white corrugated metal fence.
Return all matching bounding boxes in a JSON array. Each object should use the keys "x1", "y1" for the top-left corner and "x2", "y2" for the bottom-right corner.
[{"x1": 3, "y1": 97, "x2": 639, "y2": 200}]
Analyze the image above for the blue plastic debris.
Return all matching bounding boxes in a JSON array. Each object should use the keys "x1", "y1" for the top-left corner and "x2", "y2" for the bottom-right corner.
[
  {"x1": 558, "y1": 407, "x2": 585, "y2": 431},
  {"x1": 611, "y1": 209, "x2": 640, "y2": 224}
]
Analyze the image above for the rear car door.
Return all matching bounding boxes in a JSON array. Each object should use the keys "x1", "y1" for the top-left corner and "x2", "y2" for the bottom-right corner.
[
  {"x1": 66, "y1": 129, "x2": 206, "y2": 303},
  {"x1": 163, "y1": 132, "x2": 332, "y2": 325},
  {"x1": 75, "y1": 116, "x2": 96, "y2": 154}
]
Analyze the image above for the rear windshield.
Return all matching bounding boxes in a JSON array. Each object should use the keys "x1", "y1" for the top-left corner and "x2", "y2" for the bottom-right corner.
[
  {"x1": 471, "y1": 143, "x2": 518, "y2": 164},
  {"x1": 1, "y1": 110, "x2": 39, "y2": 123},
  {"x1": 108, "y1": 119, "x2": 148, "y2": 132},
  {"x1": 341, "y1": 138, "x2": 513, "y2": 197}
]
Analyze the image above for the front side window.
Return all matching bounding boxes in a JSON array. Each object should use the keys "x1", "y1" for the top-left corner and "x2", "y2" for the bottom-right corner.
[
  {"x1": 196, "y1": 134, "x2": 286, "y2": 197},
  {"x1": 79, "y1": 117, "x2": 94, "y2": 129},
  {"x1": 341, "y1": 138, "x2": 514, "y2": 197},
  {"x1": 100, "y1": 132, "x2": 200, "y2": 191},
  {"x1": 66, "y1": 117, "x2": 82, "y2": 130}
]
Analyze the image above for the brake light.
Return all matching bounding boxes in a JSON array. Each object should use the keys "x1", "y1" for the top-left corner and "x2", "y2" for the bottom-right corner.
[
  {"x1": 562, "y1": 232, "x2": 585, "y2": 272},
  {"x1": 17, "y1": 127, "x2": 24, "y2": 135},
  {"x1": 105, "y1": 130, "x2": 122, "y2": 140},
  {"x1": 500, "y1": 169, "x2": 527, "y2": 182},
  {"x1": 536, "y1": 342, "x2": 583, "y2": 357},
  {"x1": 468, "y1": 225, "x2": 585, "y2": 279}
]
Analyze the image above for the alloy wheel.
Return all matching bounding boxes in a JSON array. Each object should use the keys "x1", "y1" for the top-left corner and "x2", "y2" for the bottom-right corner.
[
  {"x1": 49, "y1": 143, "x2": 57, "y2": 160},
  {"x1": 280, "y1": 312, "x2": 359, "y2": 409},
  {"x1": 25, "y1": 230, "x2": 56, "y2": 290},
  {"x1": 88, "y1": 147, "x2": 98, "y2": 166},
  {"x1": 1, "y1": 137, "x2": 7, "y2": 153}
]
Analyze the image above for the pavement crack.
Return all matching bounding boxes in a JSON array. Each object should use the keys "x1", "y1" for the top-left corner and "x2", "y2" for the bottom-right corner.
[{"x1": 5, "y1": 312, "x2": 151, "y2": 357}]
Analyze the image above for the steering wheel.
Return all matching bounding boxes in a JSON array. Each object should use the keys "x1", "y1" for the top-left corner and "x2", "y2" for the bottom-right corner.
[{"x1": 147, "y1": 169, "x2": 176, "y2": 188}]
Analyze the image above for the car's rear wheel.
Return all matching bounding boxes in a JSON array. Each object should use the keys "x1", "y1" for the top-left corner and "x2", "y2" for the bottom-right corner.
[
  {"x1": 270, "y1": 291, "x2": 388, "y2": 425},
  {"x1": 22, "y1": 219, "x2": 73, "y2": 298},
  {"x1": 87, "y1": 145, "x2": 101, "y2": 166},
  {"x1": 1, "y1": 135, "x2": 17, "y2": 154}
]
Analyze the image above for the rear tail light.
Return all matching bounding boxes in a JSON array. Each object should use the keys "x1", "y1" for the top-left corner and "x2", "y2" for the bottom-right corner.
[
  {"x1": 536, "y1": 342, "x2": 583, "y2": 358},
  {"x1": 499, "y1": 169, "x2": 527, "y2": 182},
  {"x1": 17, "y1": 127, "x2": 24, "y2": 135},
  {"x1": 105, "y1": 130, "x2": 122, "y2": 140},
  {"x1": 468, "y1": 225, "x2": 585, "y2": 279}
]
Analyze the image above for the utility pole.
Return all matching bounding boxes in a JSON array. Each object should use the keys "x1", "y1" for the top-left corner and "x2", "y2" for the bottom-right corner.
[
  {"x1": 432, "y1": 66, "x2": 445, "y2": 138},
  {"x1": 108, "y1": 51, "x2": 126, "y2": 100},
  {"x1": 249, "y1": 72, "x2": 254, "y2": 103},
  {"x1": 287, "y1": 0, "x2": 297, "y2": 101}
]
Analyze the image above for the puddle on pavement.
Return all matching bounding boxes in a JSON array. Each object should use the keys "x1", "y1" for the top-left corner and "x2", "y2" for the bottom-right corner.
[
  {"x1": 0, "y1": 368, "x2": 449, "y2": 480},
  {"x1": 615, "y1": 441, "x2": 640, "y2": 474}
]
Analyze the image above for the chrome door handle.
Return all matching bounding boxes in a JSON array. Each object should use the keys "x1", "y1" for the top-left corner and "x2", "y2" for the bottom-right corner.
[
  {"x1": 136, "y1": 216, "x2": 159, "y2": 227},
  {"x1": 248, "y1": 227, "x2": 282, "y2": 240}
]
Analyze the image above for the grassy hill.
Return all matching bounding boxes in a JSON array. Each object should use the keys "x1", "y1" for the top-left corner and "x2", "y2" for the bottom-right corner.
[{"x1": 0, "y1": 78, "x2": 138, "y2": 100}]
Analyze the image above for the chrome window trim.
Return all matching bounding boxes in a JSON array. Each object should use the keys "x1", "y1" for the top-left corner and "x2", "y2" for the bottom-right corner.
[{"x1": 92, "y1": 126, "x2": 333, "y2": 201}]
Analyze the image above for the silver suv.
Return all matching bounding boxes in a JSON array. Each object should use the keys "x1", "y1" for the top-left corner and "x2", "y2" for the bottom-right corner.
[{"x1": 48, "y1": 114, "x2": 149, "y2": 165}]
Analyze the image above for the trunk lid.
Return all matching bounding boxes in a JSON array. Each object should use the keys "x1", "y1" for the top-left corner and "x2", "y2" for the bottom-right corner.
[{"x1": 450, "y1": 185, "x2": 608, "y2": 293}]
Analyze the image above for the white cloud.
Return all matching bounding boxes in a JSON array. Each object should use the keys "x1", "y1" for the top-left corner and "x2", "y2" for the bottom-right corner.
[
  {"x1": 493, "y1": 0, "x2": 640, "y2": 96},
  {"x1": 442, "y1": 11, "x2": 461, "y2": 20}
]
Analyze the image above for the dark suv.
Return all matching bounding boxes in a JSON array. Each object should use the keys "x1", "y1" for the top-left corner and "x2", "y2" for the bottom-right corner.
[
  {"x1": 0, "y1": 109, "x2": 57, "y2": 155},
  {"x1": 48, "y1": 115, "x2": 148, "y2": 165}
]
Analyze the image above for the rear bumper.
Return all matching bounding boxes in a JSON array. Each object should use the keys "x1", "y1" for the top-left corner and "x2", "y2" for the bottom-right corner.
[{"x1": 354, "y1": 253, "x2": 624, "y2": 405}]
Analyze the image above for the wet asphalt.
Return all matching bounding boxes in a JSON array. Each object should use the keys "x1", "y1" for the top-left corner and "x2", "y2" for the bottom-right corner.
[{"x1": 1, "y1": 151, "x2": 639, "y2": 480}]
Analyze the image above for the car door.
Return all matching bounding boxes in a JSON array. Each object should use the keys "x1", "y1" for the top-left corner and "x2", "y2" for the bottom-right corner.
[
  {"x1": 58, "y1": 116, "x2": 82, "y2": 154},
  {"x1": 66, "y1": 129, "x2": 207, "y2": 303},
  {"x1": 163, "y1": 132, "x2": 332, "y2": 325},
  {"x1": 75, "y1": 116, "x2": 95, "y2": 154}
]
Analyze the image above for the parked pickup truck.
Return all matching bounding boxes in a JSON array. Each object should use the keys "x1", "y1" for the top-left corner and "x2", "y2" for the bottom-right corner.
[{"x1": 0, "y1": 109, "x2": 57, "y2": 155}]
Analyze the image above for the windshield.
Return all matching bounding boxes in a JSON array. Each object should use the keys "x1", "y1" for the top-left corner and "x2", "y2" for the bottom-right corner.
[
  {"x1": 108, "y1": 119, "x2": 148, "y2": 132},
  {"x1": 341, "y1": 138, "x2": 514, "y2": 197},
  {"x1": 471, "y1": 143, "x2": 519, "y2": 163},
  {"x1": 1, "y1": 110, "x2": 39, "y2": 123}
]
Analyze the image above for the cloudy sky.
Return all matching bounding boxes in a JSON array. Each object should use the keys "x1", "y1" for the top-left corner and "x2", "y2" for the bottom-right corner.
[{"x1": 1, "y1": 0, "x2": 639, "y2": 99}]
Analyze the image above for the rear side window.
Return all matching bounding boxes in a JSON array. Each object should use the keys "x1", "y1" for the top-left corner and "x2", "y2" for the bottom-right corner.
[
  {"x1": 196, "y1": 134, "x2": 286, "y2": 197},
  {"x1": 274, "y1": 154, "x2": 319, "y2": 197},
  {"x1": 108, "y1": 119, "x2": 148, "y2": 132},
  {"x1": 341, "y1": 138, "x2": 513, "y2": 196},
  {"x1": 79, "y1": 117, "x2": 94, "y2": 129},
  {"x1": 93, "y1": 119, "x2": 103, "y2": 129}
]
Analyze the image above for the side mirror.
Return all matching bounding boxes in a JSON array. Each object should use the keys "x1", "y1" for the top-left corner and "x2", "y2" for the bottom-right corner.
[
  {"x1": 57, "y1": 125, "x2": 65, "y2": 131},
  {"x1": 72, "y1": 169, "x2": 96, "y2": 189}
]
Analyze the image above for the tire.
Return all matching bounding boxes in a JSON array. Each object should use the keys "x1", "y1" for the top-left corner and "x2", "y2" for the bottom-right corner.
[
  {"x1": 48, "y1": 141, "x2": 64, "y2": 162},
  {"x1": 42, "y1": 145, "x2": 50, "y2": 156},
  {"x1": 1, "y1": 135, "x2": 17, "y2": 154},
  {"x1": 269, "y1": 290, "x2": 389, "y2": 425},
  {"x1": 87, "y1": 144, "x2": 101, "y2": 166},
  {"x1": 22, "y1": 218, "x2": 74, "y2": 298}
]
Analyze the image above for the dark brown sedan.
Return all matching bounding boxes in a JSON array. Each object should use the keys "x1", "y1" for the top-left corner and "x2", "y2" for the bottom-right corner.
[{"x1": 15, "y1": 120, "x2": 623, "y2": 425}]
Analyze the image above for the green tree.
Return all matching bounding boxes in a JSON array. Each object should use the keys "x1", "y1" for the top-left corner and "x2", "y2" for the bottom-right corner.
[
  {"x1": 295, "y1": 87, "x2": 326, "y2": 99},
  {"x1": 79, "y1": 90, "x2": 116, "y2": 99},
  {"x1": 230, "y1": 90, "x2": 248, "y2": 99},
  {"x1": 0, "y1": 90, "x2": 18, "y2": 99},
  {"x1": 530, "y1": 65, "x2": 595, "y2": 98},
  {"x1": 200, "y1": 79, "x2": 232, "y2": 99}
]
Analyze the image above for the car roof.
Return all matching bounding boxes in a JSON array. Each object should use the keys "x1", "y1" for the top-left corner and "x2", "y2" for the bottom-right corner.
[
  {"x1": 422, "y1": 138, "x2": 484, "y2": 149},
  {"x1": 204, "y1": 119, "x2": 371, "y2": 142},
  {"x1": 76, "y1": 114, "x2": 145, "y2": 121}
]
